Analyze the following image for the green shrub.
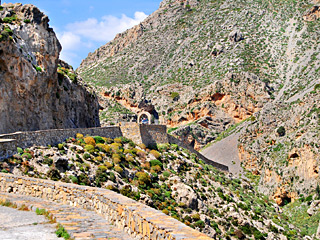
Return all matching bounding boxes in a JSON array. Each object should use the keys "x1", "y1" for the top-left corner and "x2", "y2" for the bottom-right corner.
[
  {"x1": 35, "y1": 66, "x2": 42, "y2": 72},
  {"x1": 150, "y1": 159, "x2": 163, "y2": 168},
  {"x1": 58, "y1": 144, "x2": 64, "y2": 150},
  {"x1": 96, "y1": 143, "x2": 110, "y2": 153},
  {"x1": 55, "y1": 224, "x2": 71, "y2": 240},
  {"x1": 21, "y1": 153, "x2": 32, "y2": 159},
  {"x1": 109, "y1": 172, "x2": 116, "y2": 182},
  {"x1": 114, "y1": 165, "x2": 123, "y2": 174},
  {"x1": 84, "y1": 145, "x2": 95, "y2": 153},
  {"x1": 163, "y1": 171, "x2": 170, "y2": 177},
  {"x1": 2, "y1": 15, "x2": 17, "y2": 23},
  {"x1": 23, "y1": 19, "x2": 31, "y2": 23},
  {"x1": 194, "y1": 220, "x2": 205, "y2": 229},
  {"x1": 84, "y1": 136, "x2": 96, "y2": 146},
  {"x1": 106, "y1": 184, "x2": 119, "y2": 192},
  {"x1": 277, "y1": 126, "x2": 286, "y2": 137},
  {"x1": 125, "y1": 155, "x2": 134, "y2": 162},
  {"x1": 136, "y1": 172, "x2": 151, "y2": 185},
  {"x1": 114, "y1": 138, "x2": 122, "y2": 144},
  {"x1": 191, "y1": 213, "x2": 200, "y2": 221},
  {"x1": 78, "y1": 173, "x2": 90, "y2": 185},
  {"x1": 157, "y1": 143, "x2": 170, "y2": 152},
  {"x1": 95, "y1": 166, "x2": 108, "y2": 185},
  {"x1": 83, "y1": 152, "x2": 90, "y2": 160},
  {"x1": 136, "y1": 149, "x2": 146, "y2": 159},
  {"x1": 151, "y1": 165, "x2": 162, "y2": 173},
  {"x1": 76, "y1": 133, "x2": 84, "y2": 139},
  {"x1": 138, "y1": 143, "x2": 146, "y2": 150},
  {"x1": 35, "y1": 208, "x2": 46, "y2": 215},
  {"x1": 93, "y1": 136, "x2": 105, "y2": 144},
  {"x1": 17, "y1": 147, "x2": 24, "y2": 154},
  {"x1": 170, "y1": 92, "x2": 180, "y2": 101},
  {"x1": 69, "y1": 175, "x2": 78, "y2": 184},
  {"x1": 162, "y1": 209, "x2": 169, "y2": 215},
  {"x1": 150, "y1": 150, "x2": 161, "y2": 159},
  {"x1": 47, "y1": 168, "x2": 61, "y2": 181},
  {"x1": 104, "y1": 162, "x2": 113, "y2": 169}
]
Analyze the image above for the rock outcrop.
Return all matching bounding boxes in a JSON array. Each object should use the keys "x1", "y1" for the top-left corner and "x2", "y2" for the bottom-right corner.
[{"x1": 0, "y1": 3, "x2": 100, "y2": 134}]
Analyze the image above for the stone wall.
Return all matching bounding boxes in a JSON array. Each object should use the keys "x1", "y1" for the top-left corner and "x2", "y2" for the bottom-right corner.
[
  {"x1": 120, "y1": 123, "x2": 168, "y2": 147},
  {"x1": 168, "y1": 135, "x2": 229, "y2": 172},
  {"x1": 0, "y1": 124, "x2": 228, "y2": 171},
  {"x1": 0, "y1": 127, "x2": 122, "y2": 160},
  {"x1": 0, "y1": 139, "x2": 17, "y2": 161},
  {"x1": 140, "y1": 124, "x2": 168, "y2": 147},
  {"x1": 0, "y1": 173, "x2": 212, "y2": 240},
  {"x1": 119, "y1": 122, "x2": 142, "y2": 144}
]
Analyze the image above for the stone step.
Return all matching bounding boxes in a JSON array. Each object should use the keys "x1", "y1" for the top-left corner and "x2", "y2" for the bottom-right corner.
[{"x1": 0, "y1": 192, "x2": 136, "y2": 240}]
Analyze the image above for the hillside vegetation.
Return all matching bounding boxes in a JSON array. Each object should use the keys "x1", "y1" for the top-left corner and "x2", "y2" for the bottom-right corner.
[
  {"x1": 77, "y1": 0, "x2": 320, "y2": 210},
  {"x1": 1, "y1": 134, "x2": 316, "y2": 239}
]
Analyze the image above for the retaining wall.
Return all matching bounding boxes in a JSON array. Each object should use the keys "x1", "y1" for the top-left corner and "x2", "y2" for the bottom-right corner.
[
  {"x1": 0, "y1": 126, "x2": 122, "y2": 160},
  {"x1": 0, "y1": 173, "x2": 212, "y2": 240},
  {"x1": 168, "y1": 135, "x2": 229, "y2": 172},
  {"x1": 0, "y1": 124, "x2": 228, "y2": 171},
  {"x1": 120, "y1": 123, "x2": 168, "y2": 147}
]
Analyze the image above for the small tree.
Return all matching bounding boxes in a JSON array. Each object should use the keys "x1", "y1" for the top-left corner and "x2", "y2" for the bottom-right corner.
[{"x1": 277, "y1": 126, "x2": 285, "y2": 137}]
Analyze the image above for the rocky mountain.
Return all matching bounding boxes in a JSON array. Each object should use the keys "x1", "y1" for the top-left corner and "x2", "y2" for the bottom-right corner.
[
  {"x1": 0, "y1": 3, "x2": 100, "y2": 134},
  {"x1": 77, "y1": 0, "x2": 320, "y2": 205}
]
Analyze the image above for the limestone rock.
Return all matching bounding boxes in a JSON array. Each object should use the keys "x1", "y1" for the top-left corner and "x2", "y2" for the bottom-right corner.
[
  {"x1": 0, "y1": 3, "x2": 100, "y2": 134},
  {"x1": 307, "y1": 200, "x2": 320, "y2": 216},
  {"x1": 316, "y1": 221, "x2": 320, "y2": 239},
  {"x1": 303, "y1": 6, "x2": 320, "y2": 21},
  {"x1": 229, "y1": 30, "x2": 244, "y2": 43},
  {"x1": 171, "y1": 182, "x2": 198, "y2": 209}
]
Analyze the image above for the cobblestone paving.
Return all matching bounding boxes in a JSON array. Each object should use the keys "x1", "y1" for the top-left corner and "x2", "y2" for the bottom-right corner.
[{"x1": 0, "y1": 192, "x2": 134, "y2": 240}]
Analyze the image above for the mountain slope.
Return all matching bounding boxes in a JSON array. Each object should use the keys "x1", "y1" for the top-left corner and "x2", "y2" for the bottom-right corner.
[{"x1": 77, "y1": 0, "x2": 320, "y2": 203}]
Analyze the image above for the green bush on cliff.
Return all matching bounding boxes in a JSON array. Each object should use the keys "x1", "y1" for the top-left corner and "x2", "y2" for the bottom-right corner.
[{"x1": 2, "y1": 15, "x2": 17, "y2": 23}]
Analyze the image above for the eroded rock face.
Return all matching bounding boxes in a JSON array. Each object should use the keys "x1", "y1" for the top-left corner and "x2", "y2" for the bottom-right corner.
[{"x1": 0, "y1": 3, "x2": 100, "y2": 134}]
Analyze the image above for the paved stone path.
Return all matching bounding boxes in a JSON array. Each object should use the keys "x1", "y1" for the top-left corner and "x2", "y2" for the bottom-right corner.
[
  {"x1": 0, "y1": 205, "x2": 60, "y2": 240},
  {"x1": 0, "y1": 192, "x2": 134, "y2": 240}
]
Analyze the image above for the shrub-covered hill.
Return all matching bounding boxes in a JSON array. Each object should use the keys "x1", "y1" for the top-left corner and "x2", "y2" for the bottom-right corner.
[{"x1": 1, "y1": 135, "x2": 318, "y2": 239}]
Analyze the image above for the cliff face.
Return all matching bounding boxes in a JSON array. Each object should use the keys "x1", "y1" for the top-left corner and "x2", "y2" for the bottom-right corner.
[{"x1": 0, "y1": 3, "x2": 100, "y2": 134}]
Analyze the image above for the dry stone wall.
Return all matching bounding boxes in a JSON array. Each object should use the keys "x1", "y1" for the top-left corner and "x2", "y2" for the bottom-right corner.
[
  {"x1": 0, "y1": 173, "x2": 212, "y2": 240},
  {"x1": 0, "y1": 123, "x2": 228, "y2": 171},
  {"x1": 0, "y1": 126, "x2": 122, "y2": 160},
  {"x1": 168, "y1": 135, "x2": 229, "y2": 172}
]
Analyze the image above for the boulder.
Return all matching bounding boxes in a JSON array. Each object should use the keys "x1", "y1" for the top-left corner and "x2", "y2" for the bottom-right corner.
[
  {"x1": 307, "y1": 200, "x2": 320, "y2": 216},
  {"x1": 229, "y1": 30, "x2": 244, "y2": 43},
  {"x1": 171, "y1": 182, "x2": 198, "y2": 209}
]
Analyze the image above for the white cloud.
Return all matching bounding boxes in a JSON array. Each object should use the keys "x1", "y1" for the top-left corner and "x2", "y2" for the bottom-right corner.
[
  {"x1": 65, "y1": 11, "x2": 148, "y2": 42},
  {"x1": 58, "y1": 32, "x2": 82, "y2": 51},
  {"x1": 56, "y1": 11, "x2": 148, "y2": 67}
]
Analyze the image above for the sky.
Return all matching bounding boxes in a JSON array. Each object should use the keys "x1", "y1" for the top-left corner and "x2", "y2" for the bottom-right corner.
[{"x1": 5, "y1": 0, "x2": 161, "y2": 68}]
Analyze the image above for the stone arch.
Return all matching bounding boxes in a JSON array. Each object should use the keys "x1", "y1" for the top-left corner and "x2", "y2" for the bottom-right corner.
[{"x1": 138, "y1": 112, "x2": 152, "y2": 124}]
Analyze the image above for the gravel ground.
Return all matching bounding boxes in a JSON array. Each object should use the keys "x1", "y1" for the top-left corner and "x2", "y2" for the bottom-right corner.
[{"x1": 0, "y1": 206, "x2": 60, "y2": 240}]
